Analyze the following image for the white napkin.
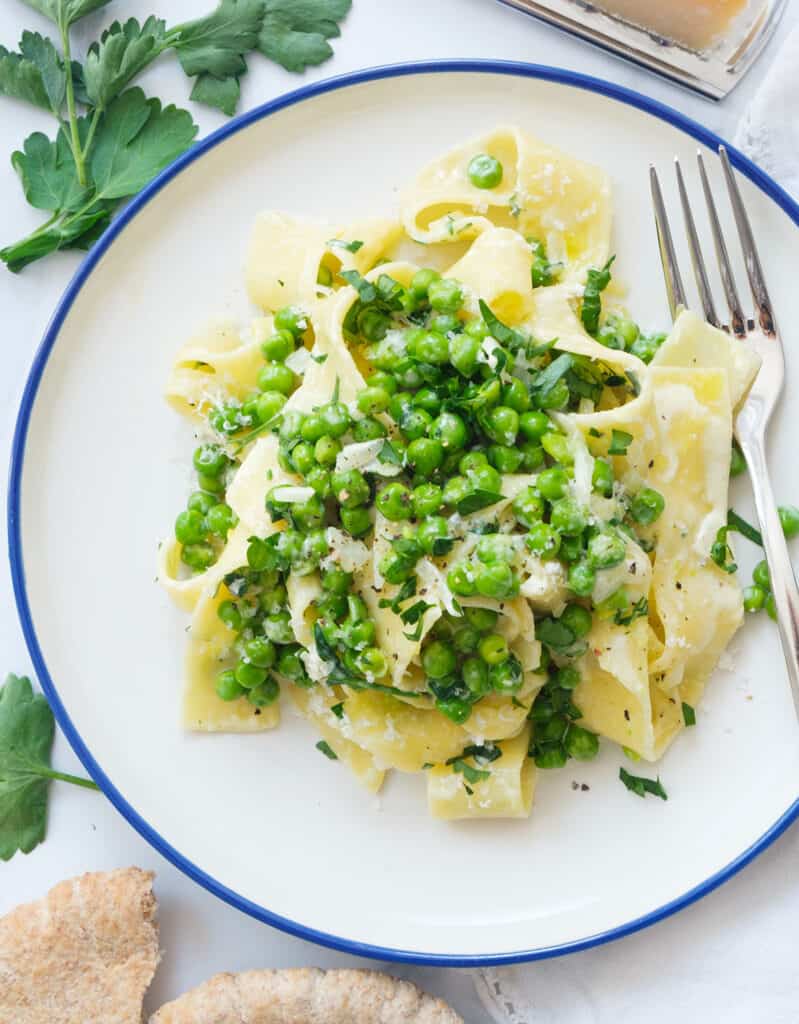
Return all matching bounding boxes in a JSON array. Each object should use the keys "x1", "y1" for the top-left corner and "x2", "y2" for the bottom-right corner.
[{"x1": 735, "y1": 21, "x2": 799, "y2": 198}]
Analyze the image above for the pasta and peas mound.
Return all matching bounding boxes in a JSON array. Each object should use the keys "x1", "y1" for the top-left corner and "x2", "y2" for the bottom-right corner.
[{"x1": 159, "y1": 127, "x2": 758, "y2": 819}]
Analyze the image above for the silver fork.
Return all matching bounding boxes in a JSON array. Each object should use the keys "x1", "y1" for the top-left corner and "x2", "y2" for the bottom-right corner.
[{"x1": 650, "y1": 148, "x2": 799, "y2": 718}]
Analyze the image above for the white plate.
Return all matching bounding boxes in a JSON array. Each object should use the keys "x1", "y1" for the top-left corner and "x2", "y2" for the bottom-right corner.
[{"x1": 10, "y1": 62, "x2": 799, "y2": 964}]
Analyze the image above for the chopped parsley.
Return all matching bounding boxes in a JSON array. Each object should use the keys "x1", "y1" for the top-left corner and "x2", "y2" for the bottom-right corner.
[
  {"x1": 619, "y1": 766, "x2": 667, "y2": 800},
  {"x1": 316, "y1": 740, "x2": 338, "y2": 760},
  {"x1": 682, "y1": 702, "x2": 696, "y2": 726},
  {"x1": 608, "y1": 429, "x2": 633, "y2": 456}
]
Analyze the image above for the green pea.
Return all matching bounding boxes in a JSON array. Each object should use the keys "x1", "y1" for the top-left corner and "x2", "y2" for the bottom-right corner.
[
  {"x1": 453, "y1": 625, "x2": 480, "y2": 654},
  {"x1": 501, "y1": 378, "x2": 530, "y2": 413},
  {"x1": 560, "y1": 603, "x2": 593, "y2": 638},
  {"x1": 534, "y1": 745, "x2": 568, "y2": 769},
  {"x1": 464, "y1": 318, "x2": 489, "y2": 340},
  {"x1": 290, "y1": 441, "x2": 316, "y2": 476},
  {"x1": 274, "y1": 305, "x2": 307, "y2": 336},
  {"x1": 428, "y1": 278, "x2": 464, "y2": 313},
  {"x1": 449, "y1": 333, "x2": 481, "y2": 377},
  {"x1": 217, "y1": 599, "x2": 242, "y2": 631},
  {"x1": 477, "y1": 562, "x2": 518, "y2": 599},
  {"x1": 766, "y1": 593, "x2": 777, "y2": 621},
  {"x1": 358, "y1": 307, "x2": 391, "y2": 342},
  {"x1": 478, "y1": 633, "x2": 509, "y2": 665},
  {"x1": 216, "y1": 670, "x2": 243, "y2": 702},
  {"x1": 175, "y1": 508, "x2": 207, "y2": 545},
  {"x1": 436, "y1": 698, "x2": 472, "y2": 724},
  {"x1": 555, "y1": 665, "x2": 580, "y2": 690},
  {"x1": 342, "y1": 619, "x2": 376, "y2": 650},
  {"x1": 489, "y1": 655, "x2": 523, "y2": 693},
  {"x1": 306, "y1": 467, "x2": 331, "y2": 498},
  {"x1": 206, "y1": 502, "x2": 238, "y2": 538},
  {"x1": 193, "y1": 443, "x2": 228, "y2": 478},
  {"x1": 422, "y1": 640, "x2": 457, "y2": 679},
  {"x1": 411, "y1": 483, "x2": 444, "y2": 519},
  {"x1": 439, "y1": 477, "x2": 466, "y2": 509},
  {"x1": 463, "y1": 656, "x2": 491, "y2": 697},
  {"x1": 340, "y1": 505, "x2": 372, "y2": 537},
  {"x1": 550, "y1": 497, "x2": 586, "y2": 536},
  {"x1": 235, "y1": 660, "x2": 267, "y2": 689},
  {"x1": 587, "y1": 530, "x2": 626, "y2": 569},
  {"x1": 541, "y1": 432, "x2": 573, "y2": 466},
  {"x1": 467, "y1": 153, "x2": 503, "y2": 189},
  {"x1": 430, "y1": 411, "x2": 468, "y2": 450},
  {"x1": 409, "y1": 330, "x2": 450, "y2": 364},
  {"x1": 483, "y1": 405, "x2": 519, "y2": 447},
  {"x1": 292, "y1": 495, "x2": 325, "y2": 530},
  {"x1": 519, "y1": 441, "x2": 545, "y2": 471},
  {"x1": 277, "y1": 646, "x2": 308, "y2": 681},
  {"x1": 459, "y1": 451, "x2": 488, "y2": 474},
  {"x1": 275, "y1": 529, "x2": 303, "y2": 564},
  {"x1": 447, "y1": 564, "x2": 477, "y2": 596},
  {"x1": 429, "y1": 313, "x2": 460, "y2": 335},
  {"x1": 592, "y1": 458, "x2": 614, "y2": 497},
  {"x1": 779, "y1": 505, "x2": 799, "y2": 539},
  {"x1": 264, "y1": 611, "x2": 294, "y2": 644},
  {"x1": 417, "y1": 516, "x2": 450, "y2": 555},
  {"x1": 476, "y1": 534, "x2": 515, "y2": 564},
  {"x1": 243, "y1": 637, "x2": 276, "y2": 669},
  {"x1": 487, "y1": 445, "x2": 524, "y2": 473},
  {"x1": 301, "y1": 529, "x2": 329, "y2": 566},
  {"x1": 388, "y1": 390, "x2": 414, "y2": 423},
  {"x1": 409, "y1": 267, "x2": 441, "y2": 302},
  {"x1": 331, "y1": 469, "x2": 370, "y2": 509},
  {"x1": 464, "y1": 607, "x2": 498, "y2": 632},
  {"x1": 525, "y1": 522, "x2": 561, "y2": 558},
  {"x1": 321, "y1": 567, "x2": 351, "y2": 595},
  {"x1": 565, "y1": 725, "x2": 599, "y2": 760},
  {"x1": 357, "y1": 386, "x2": 390, "y2": 415},
  {"x1": 353, "y1": 417, "x2": 387, "y2": 442},
  {"x1": 629, "y1": 332, "x2": 666, "y2": 363},
  {"x1": 355, "y1": 646, "x2": 388, "y2": 678},
  {"x1": 279, "y1": 409, "x2": 306, "y2": 441},
  {"x1": 317, "y1": 592, "x2": 348, "y2": 620},
  {"x1": 407, "y1": 437, "x2": 444, "y2": 476},
  {"x1": 753, "y1": 560, "x2": 770, "y2": 589},
  {"x1": 261, "y1": 329, "x2": 295, "y2": 362},
  {"x1": 187, "y1": 491, "x2": 217, "y2": 515},
  {"x1": 730, "y1": 443, "x2": 746, "y2": 478},
  {"x1": 258, "y1": 362, "x2": 296, "y2": 395},
  {"x1": 314, "y1": 435, "x2": 341, "y2": 466},
  {"x1": 410, "y1": 388, "x2": 440, "y2": 417},
  {"x1": 568, "y1": 560, "x2": 596, "y2": 598},
  {"x1": 559, "y1": 534, "x2": 583, "y2": 564},
  {"x1": 367, "y1": 371, "x2": 398, "y2": 395},
  {"x1": 512, "y1": 487, "x2": 545, "y2": 528},
  {"x1": 519, "y1": 411, "x2": 552, "y2": 441},
  {"x1": 197, "y1": 472, "x2": 225, "y2": 495},
  {"x1": 366, "y1": 337, "x2": 403, "y2": 372},
  {"x1": 466, "y1": 463, "x2": 502, "y2": 493},
  {"x1": 400, "y1": 407, "x2": 433, "y2": 441},
  {"x1": 536, "y1": 378, "x2": 570, "y2": 411},
  {"x1": 260, "y1": 583, "x2": 287, "y2": 615},
  {"x1": 255, "y1": 390, "x2": 287, "y2": 425},
  {"x1": 247, "y1": 677, "x2": 280, "y2": 707},
  {"x1": 537, "y1": 467, "x2": 568, "y2": 501},
  {"x1": 376, "y1": 482, "x2": 413, "y2": 521},
  {"x1": 630, "y1": 487, "x2": 665, "y2": 526},
  {"x1": 743, "y1": 584, "x2": 766, "y2": 613},
  {"x1": 319, "y1": 401, "x2": 351, "y2": 438}
]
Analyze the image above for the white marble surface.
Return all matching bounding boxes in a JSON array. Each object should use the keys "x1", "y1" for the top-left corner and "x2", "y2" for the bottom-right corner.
[{"x1": 1, "y1": 1, "x2": 798, "y2": 1020}]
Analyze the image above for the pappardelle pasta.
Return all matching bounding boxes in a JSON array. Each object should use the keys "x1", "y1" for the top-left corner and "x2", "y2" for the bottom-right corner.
[{"x1": 159, "y1": 126, "x2": 759, "y2": 819}]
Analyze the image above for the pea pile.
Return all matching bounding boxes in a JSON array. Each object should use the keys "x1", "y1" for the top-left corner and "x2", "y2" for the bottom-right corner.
[{"x1": 173, "y1": 444, "x2": 238, "y2": 571}]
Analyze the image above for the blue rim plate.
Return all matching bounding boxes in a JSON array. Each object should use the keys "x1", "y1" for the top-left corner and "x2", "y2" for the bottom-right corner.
[{"x1": 8, "y1": 59, "x2": 799, "y2": 966}]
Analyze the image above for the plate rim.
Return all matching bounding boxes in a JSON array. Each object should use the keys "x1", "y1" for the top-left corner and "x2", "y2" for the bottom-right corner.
[{"x1": 8, "y1": 58, "x2": 799, "y2": 966}]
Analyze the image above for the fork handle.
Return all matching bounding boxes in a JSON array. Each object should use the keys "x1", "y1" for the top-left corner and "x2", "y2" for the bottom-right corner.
[{"x1": 737, "y1": 429, "x2": 799, "y2": 717}]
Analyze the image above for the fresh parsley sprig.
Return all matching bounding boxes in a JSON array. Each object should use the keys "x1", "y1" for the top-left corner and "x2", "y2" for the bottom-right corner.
[
  {"x1": 0, "y1": 0, "x2": 352, "y2": 270},
  {"x1": 0, "y1": 673, "x2": 99, "y2": 861}
]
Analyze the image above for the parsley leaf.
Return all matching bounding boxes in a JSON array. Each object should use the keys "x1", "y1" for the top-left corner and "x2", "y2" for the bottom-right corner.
[
  {"x1": 330, "y1": 701, "x2": 344, "y2": 719},
  {"x1": 11, "y1": 128, "x2": 89, "y2": 211},
  {"x1": 327, "y1": 237, "x2": 363, "y2": 252},
  {"x1": 315, "y1": 739, "x2": 338, "y2": 760},
  {"x1": 189, "y1": 72, "x2": 240, "y2": 114},
  {"x1": 21, "y1": 0, "x2": 113, "y2": 30},
  {"x1": 90, "y1": 88, "x2": 198, "y2": 200},
  {"x1": 258, "y1": 0, "x2": 352, "y2": 72},
  {"x1": 172, "y1": 0, "x2": 265, "y2": 78},
  {"x1": 456, "y1": 489, "x2": 504, "y2": 515},
  {"x1": 478, "y1": 298, "x2": 527, "y2": 351},
  {"x1": 377, "y1": 440, "x2": 403, "y2": 466},
  {"x1": 0, "y1": 32, "x2": 66, "y2": 114},
  {"x1": 614, "y1": 596, "x2": 648, "y2": 626},
  {"x1": 682, "y1": 702, "x2": 696, "y2": 727},
  {"x1": 619, "y1": 766, "x2": 668, "y2": 801},
  {"x1": 0, "y1": 674, "x2": 98, "y2": 861},
  {"x1": 450, "y1": 758, "x2": 490, "y2": 786},
  {"x1": 83, "y1": 17, "x2": 167, "y2": 110},
  {"x1": 581, "y1": 256, "x2": 615, "y2": 336},
  {"x1": 608, "y1": 429, "x2": 633, "y2": 456}
]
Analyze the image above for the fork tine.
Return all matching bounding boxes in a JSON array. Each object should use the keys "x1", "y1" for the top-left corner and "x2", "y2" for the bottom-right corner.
[
  {"x1": 650, "y1": 165, "x2": 687, "y2": 321},
  {"x1": 674, "y1": 158, "x2": 719, "y2": 328},
  {"x1": 697, "y1": 151, "x2": 747, "y2": 337},
  {"x1": 719, "y1": 145, "x2": 776, "y2": 336}
]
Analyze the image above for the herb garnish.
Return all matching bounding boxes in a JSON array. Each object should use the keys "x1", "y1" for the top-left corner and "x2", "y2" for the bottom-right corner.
[
  {"x1": 327, "y1": 238, "x2": 363, "y2": 252},
  {"x1": 315, "y1": 739, "x2": 338, "y2": 760},
  {"x1": 727, "y1": 508, "x2": 763, "y2": 547},
  {"x1": 619, "y1": 766, "x2": 668, "y2": 800},
  {"x1": 0, "y1": 674, "x2": 99, "y2": 861},
  {"x1": 456, "y1": 489, "x2": 504, "y2": 516},
  {"x1": 614, "y1": 596, "x2": 648, "y2": 626},
  {"x1": 330, "y1": 701, "x2": 344, "y2": 719},
  {"x1": 581, "y1": 256, "x2": 615, "y2": 335},
  {"x1": 608, "y1": 429, "x2": 633, "y2": 456},
  {"x1": 682, "y1": 702, "x2": 696, "y2": 727},
  {"x1": 710, "y1": 526, "x2": 737, "y2": 574},
  {"x1": 1, "y1": 0, "x2": 352, "y2": 270}
]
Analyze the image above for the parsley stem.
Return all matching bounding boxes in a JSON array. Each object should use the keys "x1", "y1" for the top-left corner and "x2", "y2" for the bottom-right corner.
[
  {"x1": 41, "y1": 768, "x2": 100, "y2": 790},
  {"x1": 59, "y1": 20, "x2": 87, "y2": 188},
  {"x1": 80, "y1": 106, "x2": 103, "y2": 166}
]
